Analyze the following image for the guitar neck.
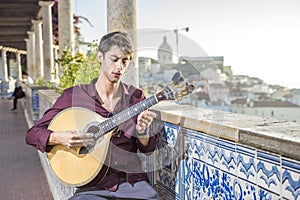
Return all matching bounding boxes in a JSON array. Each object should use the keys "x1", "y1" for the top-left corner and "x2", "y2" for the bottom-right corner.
[{"x1": 94, "y1": 95, "x2": 159, "y2": 139}]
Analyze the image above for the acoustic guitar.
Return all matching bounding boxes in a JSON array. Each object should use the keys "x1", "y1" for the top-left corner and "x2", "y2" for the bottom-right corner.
[{"x1": 47, "y1": 72, "x2": 194, "y2": 187}]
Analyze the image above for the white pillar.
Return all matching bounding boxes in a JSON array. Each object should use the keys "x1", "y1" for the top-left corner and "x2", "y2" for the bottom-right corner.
[
  {"x1": 16, "y1": 52, "x2": 22, "y2": 80},
  {"x1": 0, "y1": 58, "x2": 2, "y2": 81},
  {"x1": 27, "y1": 31, "x2": 36, "y2": 80},
  {"x1": 39, "y1": 1, "x2": 54, "y2": 82},
  {"x1": 58, "y1": 0, "x2": 74, "y2": 54},
  {"x1": 1, "y1": 49, "x2": 9, "y2": 82},
  {"x1": 53, "y1": 45, "x2": 59, "y2": 81},
  {"x1": 24, "y1": 38, "x2": 31, "y2": 78},
  {"x1": 107, "y1": 0, "x2": 138, "y2": 86},
  {"x1": 32, "y1": 20, "x2": 44, "y2": 79}
]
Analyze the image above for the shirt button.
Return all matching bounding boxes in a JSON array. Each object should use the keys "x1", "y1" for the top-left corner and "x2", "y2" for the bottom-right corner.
[{"x1": 114, "y1": 161, "x2": 118, "y2": 165}]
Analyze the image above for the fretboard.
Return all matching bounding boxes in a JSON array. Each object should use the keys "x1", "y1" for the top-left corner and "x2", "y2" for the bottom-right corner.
[{"x1": 94, "y1": 95, "x2": 158, "y2": 139}]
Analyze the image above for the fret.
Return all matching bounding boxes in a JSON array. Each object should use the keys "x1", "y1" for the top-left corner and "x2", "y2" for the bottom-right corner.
[{"x1": 94, "y1": 95, "x2": 158, "y2": 140}]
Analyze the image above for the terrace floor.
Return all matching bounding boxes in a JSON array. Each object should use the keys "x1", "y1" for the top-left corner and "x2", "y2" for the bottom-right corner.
[{"x1": 0, "y1": 99, "x2": 52, "y2": 199}]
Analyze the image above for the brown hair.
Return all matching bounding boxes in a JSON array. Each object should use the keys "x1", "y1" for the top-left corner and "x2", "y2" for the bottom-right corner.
[{"x1": 98, "y1": 31, "x2": 133, "y2": 59}]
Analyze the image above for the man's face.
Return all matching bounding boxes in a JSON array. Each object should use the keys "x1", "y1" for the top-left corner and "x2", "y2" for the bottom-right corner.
[{"x1": 98, "y1": 46, "x2": 131, "y2": 83}]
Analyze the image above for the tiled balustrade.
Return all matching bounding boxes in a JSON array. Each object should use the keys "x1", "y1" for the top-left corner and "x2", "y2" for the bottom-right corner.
[
  {"x1": 23, "y1": 85, "x2": 49, "y2": 125},
  {"x1": 150, "y1": 102, "x2": 300, "y2": 200},
  {"x1": 26, "y1": 90, "x2": 300, "y2": 200}
]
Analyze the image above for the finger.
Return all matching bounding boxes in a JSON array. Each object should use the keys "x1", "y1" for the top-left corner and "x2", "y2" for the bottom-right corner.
[
  {"x1": 141, "y1": 113, "x2": 151, "y2": 121},
  {"x1": 150, "y1": 112, "x2": 157, "y2": 118},
  {"x1": 82, "y1": 139, "x2": 95, "y2": 147},
  {"x1": 143, "y1": 116, "x2": 153, "y2": 124},
  {"x1": 145, "y1": 111, "x2": 156, "y2": 120},
  {"x1": 69, "y1": 131, "x2": 83, "y2": 139},
  {"x1": 139, "y1": 119, "x2": 150, "y2": 127},
  {"x1": 146, "y1": 112, "x2": 156, "y2": 120},
  {"x1": 81, "y1": 133, "x2": 94, "y2": 139},
  {"x1": 70, "y1": 131, "x2": 94, "y2": 140},
  {"x1": 69, "y1": 138, "x2": 94, "y2": 147}
]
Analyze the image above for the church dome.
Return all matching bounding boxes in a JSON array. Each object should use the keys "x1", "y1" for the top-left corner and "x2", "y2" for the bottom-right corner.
[
  {"x1": 159, "y1": 36, "x2": 172, "y2": 52},
  {"x1": 158, "y1": 36, "x2": 173, "y2": 64}
]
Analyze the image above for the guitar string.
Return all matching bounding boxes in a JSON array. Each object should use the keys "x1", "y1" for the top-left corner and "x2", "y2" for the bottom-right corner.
[{"x1": 93, "y1": 95, "x2": 158, "y2": 140}]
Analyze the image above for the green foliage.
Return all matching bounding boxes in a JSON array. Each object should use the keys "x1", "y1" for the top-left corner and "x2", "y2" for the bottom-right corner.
[
  {"x1": 55, "y1": 42, "x2": 99, "y2": 93},
  {"x1": 56, "y1": 49, "x2": 83, "y2": 93},
  {"x1": 35, "y1": 76, "x2": 44, "y2": 86},
  {"x1": 75, "y1": 42, "x2": 100, "y2": 86}
]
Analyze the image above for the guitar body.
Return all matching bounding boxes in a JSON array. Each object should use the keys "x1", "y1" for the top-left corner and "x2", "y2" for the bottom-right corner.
[{"x1": 47, "y1": 107, "x2": 113, "y2": 187}]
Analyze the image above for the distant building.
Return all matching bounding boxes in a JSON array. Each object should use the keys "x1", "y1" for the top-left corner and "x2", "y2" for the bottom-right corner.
[
  {"x1": 223, "y1": 65, "x2": 233, "y2": 76},
  {"x1": 163, "y1": 69, "x2": 177, "y2": 82},
  {"x1": 179, "y1": 56, "x2": 224, "y2": 71},
  {"x1": 288, "y1": 89, "x2": 300, "y2": 106},
  {"x1": 231, "y1": 98, "x2": 300, "y2": 122},
  {"x1": 177, "y1": 56, "x2": 227, "y2": 83},
  {"x1": 139, "y1": 57, "x2": 152, "y2": 74},
  {"x1": 177, "y1": 60, "x2": 200, "y2": 77},
  {"x1": 205, "y1": 83, "x2": 230, "y2": 106},
  {"x1": 201, "y1": 68, "x2": 224, "y2": 83},
  {"x1": 158, "y1": 36, "x2": 173, "y2": 64}
]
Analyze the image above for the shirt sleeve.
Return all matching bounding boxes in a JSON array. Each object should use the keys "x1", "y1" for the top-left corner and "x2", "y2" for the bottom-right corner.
[
  {"x1": 137, "y1": 133, "x2": 157, "y2": 153},
  {"x1": 25, "y1": 90, "x2": 71, "y2": 152}
]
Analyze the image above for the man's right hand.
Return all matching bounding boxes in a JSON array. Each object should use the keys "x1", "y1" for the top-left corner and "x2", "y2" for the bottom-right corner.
[{"x1": 48, "y1": 131, "x2": 95, "y2": 148}]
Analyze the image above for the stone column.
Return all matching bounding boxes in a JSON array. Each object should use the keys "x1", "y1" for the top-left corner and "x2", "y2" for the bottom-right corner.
[
  {"x1": 1, "y1": 49, "x2": 8, "y2": 82},
  {"x1": 53, "y1": 45, "x2": 59, "y2": 81},
  {"x1": 16, "y1": 52, "x2": 22, "y2": 80},
  {"x1": 27, "y1": 31, "x2": 35, "y2": 80},
  {"x1": 32, "y1": 20, "x2": 44, "y2": 80},
  {"x1": 0, "y1": 46, "x2": 3, "y2": 81},
  {"x1": 58, "y1": 0, "x2": 74, "y2": 54},
  {"x1": 39, "y1": 1, "x2": 54, "y2": 82},
  {"x1": 107, "y1": 0, "x2": 138, "y2": 86},
  {"x1": 24, "y1": 38, "x2": 32, "y2": 78}
]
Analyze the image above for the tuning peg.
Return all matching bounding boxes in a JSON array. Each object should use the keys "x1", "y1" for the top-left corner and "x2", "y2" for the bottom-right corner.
[
  {"x1": 176, "y1": 97, "x2": 182, "y2": 101},
  {"x1": 174, "y1": 82, "x2": 185, "y2": 89},
  {"x1": 172, "y1": 72, "x2": 184, "y2": 83}
]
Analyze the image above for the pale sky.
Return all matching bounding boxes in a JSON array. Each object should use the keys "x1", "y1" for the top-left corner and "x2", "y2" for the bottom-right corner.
[{"x1": 73, "y1": 0, "x2": 300, "y2": 89}]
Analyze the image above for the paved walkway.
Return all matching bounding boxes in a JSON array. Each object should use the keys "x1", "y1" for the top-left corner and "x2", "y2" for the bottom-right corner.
[{"x1": 0, "y1": 99, "x2": 53, "y2": 199}]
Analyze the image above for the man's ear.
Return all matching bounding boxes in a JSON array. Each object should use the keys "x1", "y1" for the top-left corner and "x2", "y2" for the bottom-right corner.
[{"x1": 97, "y1": 51, "x2": 103, "y2": 64}]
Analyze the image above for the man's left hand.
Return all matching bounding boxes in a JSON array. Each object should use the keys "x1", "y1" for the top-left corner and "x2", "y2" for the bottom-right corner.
[{"x1": 136, "y1": 110, "x2": 156, "y2": 134}]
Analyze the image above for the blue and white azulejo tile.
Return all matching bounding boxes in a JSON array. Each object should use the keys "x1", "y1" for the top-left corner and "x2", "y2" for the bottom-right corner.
[{"x1": 164, "y1": 122, "x2": 180, "y2": 148}]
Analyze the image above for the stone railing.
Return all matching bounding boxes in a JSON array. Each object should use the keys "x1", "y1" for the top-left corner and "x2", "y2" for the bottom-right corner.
[
  {"x1": 37, "y1": 90, "x2": 76, "y2": 200},
  {"x1": 23, "y1": 84, "x2": 49, "y2": 126},
  {"x1": 27, "y1": 90, "x2": 300, "y2": 200},
  {"x1": 150, "y1": 101, "x2": 300, "y2": 200}
]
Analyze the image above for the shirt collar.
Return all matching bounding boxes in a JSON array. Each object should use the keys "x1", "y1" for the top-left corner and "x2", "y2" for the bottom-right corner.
[{"x1": 87, "y1": 78, "x2": 130, "y2": 100}]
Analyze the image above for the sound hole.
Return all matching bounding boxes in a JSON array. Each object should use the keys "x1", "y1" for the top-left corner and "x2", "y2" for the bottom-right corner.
[
  {"x1": 79, "y1": 125, "x2": 99, "y2": 154},
  {"x1": 87, "y1": 125, "x2": 100, "y2": 134}
]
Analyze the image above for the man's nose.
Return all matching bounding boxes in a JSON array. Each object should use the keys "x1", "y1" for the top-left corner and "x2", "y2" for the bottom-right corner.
[{"x1": 116, "y1": 59, "x2": 124, "y2": 69}]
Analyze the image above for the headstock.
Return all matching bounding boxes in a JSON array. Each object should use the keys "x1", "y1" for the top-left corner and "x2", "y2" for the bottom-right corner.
[{"x1": 155, "y1": 72, "x2": 195, "y2": 102}]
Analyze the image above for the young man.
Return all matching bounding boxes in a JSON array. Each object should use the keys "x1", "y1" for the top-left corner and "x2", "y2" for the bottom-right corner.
[{"x1": 26, "y1": 31, "x2": 160, "y2": 200}]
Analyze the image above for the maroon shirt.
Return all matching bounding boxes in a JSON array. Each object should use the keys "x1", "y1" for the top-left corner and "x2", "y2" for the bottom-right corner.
[{"x1": 25, "y1": 79, "x2": 157, "y2": 191}]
